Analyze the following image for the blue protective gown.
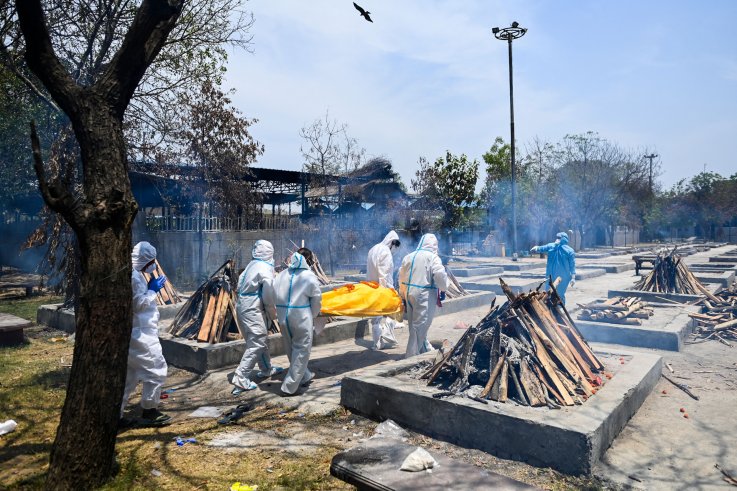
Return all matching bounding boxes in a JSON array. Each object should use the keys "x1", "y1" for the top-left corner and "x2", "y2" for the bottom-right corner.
[{"x1": 536, "y1": 233, "x2": 576, "y2": 304}]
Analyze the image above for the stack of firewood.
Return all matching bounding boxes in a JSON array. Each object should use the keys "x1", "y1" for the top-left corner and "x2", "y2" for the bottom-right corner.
[
  {"x1": 445, "y1": 266, "x2": 469, "y2": 299},
  {"x1": 282, "y1": 243, "x2": 331, "y2": 285},
  {"x1": 577, "y1": 297, "x2": 654, "y2": 325},
  {"x1": 422, "y1": 278, "x2": 604, "y2": 408},
  {"x1": 169, "y1": 260, "x2": 241, "y2": 343},
  {"x1": 141, "y1": 259, "x2": 181, "y2": 305},
  {"x1": 634, "y1": 248, "x2": 709, "y2": 296},
  {"x1": 690, "y1": 282, "x2": 737, "y2": 345}
]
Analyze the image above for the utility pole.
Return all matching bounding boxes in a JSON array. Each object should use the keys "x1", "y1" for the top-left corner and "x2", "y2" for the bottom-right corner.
[{"x1": 643, "y1": 153, "x2": 658, "y2": 195}]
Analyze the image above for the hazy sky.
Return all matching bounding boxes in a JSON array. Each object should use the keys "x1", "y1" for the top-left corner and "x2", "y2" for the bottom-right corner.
[{"x1": 224, "y1": 0, "x2": 737, "y2": 190}]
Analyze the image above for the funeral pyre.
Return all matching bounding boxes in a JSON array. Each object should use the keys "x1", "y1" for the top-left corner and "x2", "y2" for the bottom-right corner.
[
  {"x1": 577, "y1": 297, "x2": 654, "y2": 325},
  {"x1": 444, "y1": 266, "x2": 469, "y2": 299},
  {"x1": 169, "y1": 260, "x2": 244, "y2": 343},
  {"x1": 422, "y1": 279, "x2": 605, "y2": 408},
  {"x1": 634, "y1": 248, "x2": 712, "y2": 297},
  {"x1": 690, "y1": 281, "x2": 737, "y2": 345}
]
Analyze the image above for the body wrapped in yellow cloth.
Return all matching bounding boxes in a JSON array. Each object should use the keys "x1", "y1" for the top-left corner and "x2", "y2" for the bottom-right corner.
[{"x1": 320, "y1": 281, "x2": 403, "y2": 319}]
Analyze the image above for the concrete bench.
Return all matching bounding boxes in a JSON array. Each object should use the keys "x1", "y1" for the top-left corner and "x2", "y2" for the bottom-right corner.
[
  {"x1": 330, "y1": 437, "x2": 538, "y2": 490},
  {"x1": 0, "y1": 313, "x2": 32, "y2": 346}
]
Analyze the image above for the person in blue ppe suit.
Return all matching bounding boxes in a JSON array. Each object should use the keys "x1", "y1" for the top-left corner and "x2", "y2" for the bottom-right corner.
[
  {"x1": 264, "y1": 250, "x2": 322, "y2": 395},
  {"x1": 530, "y1": 231, "x2": 577, "y2": 304},
  {"x1": 366, "y1": 230, "x2": 401, "y2": 350},
  {"x1": 121, "y1": 241, "x2": 170, "y2": 425},
  {"x1": 231, "y1": 240, "x2": 284, "y2": 395},
  {"x1": 398, "y1": 233, "x2": 448, "y2": 358}
]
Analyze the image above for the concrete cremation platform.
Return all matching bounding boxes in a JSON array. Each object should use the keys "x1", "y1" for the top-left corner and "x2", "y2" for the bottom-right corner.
[
  {"x1": 693, "y1": 270, "x2": 735, "y2": 287},
  {"x1": 449, "y1": 266, "x2": 504, "y2": 277},
  {"x1": 161, "y1": 291, "x2": 494, "y2": 373},
  {"x1": 340, "y1": 347, "x2": 662, "y2": 475},
  {"x1": 574, "y1": 303, "x2": 697, "y2": 351},
  {"x1": 460, "y1": 277, "x2": 542, "y2": 296},
  {"x1": 37, "y1": 301, "x2": 185, "y2": 334},
  {"x1": 330, "y1": 437, "x2": 538, "y2": 491},
  {"x1": 607, "y1": 289, "x2": 702, "y2": 304},
  {"x1": 579, "y1": 263, "x2": 635, "y2": 274},
  {"x1": 709, "y1": 256, "x2": 737, "y2": 263}
]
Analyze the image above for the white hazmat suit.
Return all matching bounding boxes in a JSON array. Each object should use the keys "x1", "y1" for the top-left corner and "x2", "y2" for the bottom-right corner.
[
  {"x1": 264, "y1": 252, "x2": 322, "y2": 395},
  {"x1": 122, "y1": 242, "x2": 168, "y2": 418},
  {"x1": 231, "y1": 240, "x2": 281, "y2": 393},
  {"x1": 398, "y1": 234, "x2": 448, "y2": 358},
  {"x1": 366, "y1": 230, "x2": 400, "y2": 350}
]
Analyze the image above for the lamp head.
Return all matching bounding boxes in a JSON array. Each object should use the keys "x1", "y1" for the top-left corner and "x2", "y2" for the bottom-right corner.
[
  {"x1": 492, "y1": 27, "x2": 500, "y2": 34},
  {"x1": 511, "y1": 21, "x2": 519, "y2": 28}
]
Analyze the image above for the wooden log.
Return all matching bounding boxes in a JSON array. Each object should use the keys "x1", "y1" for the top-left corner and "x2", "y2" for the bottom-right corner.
[
  {"x1": 497, "y1": 359, "x2": 509, "y2": 402},
  {"x1": 508, "y1": 360, "x2": 528, "y2": 406},
  {"x1": 519, "y1": 360, "x2": 546, "y2": 406},
  {"x1": 196, "y1": 293, "x2": 218, "y2": 342},
  {"x1": 526, "y1": 325, "x2": 575, "y2": 405},
  {"x1": 480, "y1": 351, "x2": 507, "y2": 399}
]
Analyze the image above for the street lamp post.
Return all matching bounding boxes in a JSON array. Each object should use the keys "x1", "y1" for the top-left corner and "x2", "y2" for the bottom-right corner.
[
  {"x1": 492, "y1": 22, "x2": 527, "y2": 258},
  {"x1": 643, "y1": 153, "x2": 658, "y2": 195}
]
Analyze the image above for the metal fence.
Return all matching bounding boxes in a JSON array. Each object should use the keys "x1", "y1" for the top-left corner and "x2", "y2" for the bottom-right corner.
[{"x1": 145, "y1": 215, "x2": 299, "y2": 232}]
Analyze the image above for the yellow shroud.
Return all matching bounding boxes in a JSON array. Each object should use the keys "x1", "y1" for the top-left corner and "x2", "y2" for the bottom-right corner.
[{"x1": 320, "y1": 281, "x2": 403, "y2": 318}]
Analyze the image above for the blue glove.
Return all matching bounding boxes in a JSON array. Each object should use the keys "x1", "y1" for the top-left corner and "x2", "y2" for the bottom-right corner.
[
  {"x1": 148, "y1": 275, "x2": 167, "y2": 293},
  {"x1": 439, "y1": 291, "x2": 446, "y2": 301}
]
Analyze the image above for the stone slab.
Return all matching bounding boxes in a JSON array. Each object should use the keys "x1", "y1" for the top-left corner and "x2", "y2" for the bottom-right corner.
[
  {"x1": 450, "y1": 266, "x2": 505, "y2": 277},
  {"x1": 709, "y1": 256, "x2": 737, "y2": 263},
  {"x1": 161, "y1": 292, "x2": 494, "y2": 373},
  {"x1": 0, "y1": 313, "x2": 32, "y2": 346},
  {"x1": 693, "y1": 271, "x2": 734, "y2": 287},
  {"x1": 161, "y1": 316, "x2": 369, "y2": 373},
  {"x1": 340, "y1": 347, "x2": 662, "y2": 475},
  {"x1": 574, "y1": 304, "x2": 696, "y2": 351},
  {"x1": 330, "y1": 437, "x2": 538, "y2": 491},
  {"x1": 36, "y1": 301, "x2": 186, "y2": 334},
  {"x1": 607, "y1": 290, "x2": 702, "y2": 304},
  {"x1": 576, "y1": 269, "x2": 607, "y2": 280},
  {"x1": 691, "y1": 263, "x2": 737, "y2": 270},
  {"x1": 579, "y1": 263, "x2": 635, "y2": 273},
  {"x1": 460, "y1": 278, "x2": 542, "y2": 296},
  {"x1": 576, "y1": 252, "x2": 612, "y2": 259},
  {"x1": 491, "y1": 262, "x2": 540, "y2": 271}
]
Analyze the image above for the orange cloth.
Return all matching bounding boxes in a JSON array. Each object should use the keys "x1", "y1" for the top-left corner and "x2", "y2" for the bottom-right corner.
[{"x1": 320, "y1": 281, "x2": 403, "y2": 318}]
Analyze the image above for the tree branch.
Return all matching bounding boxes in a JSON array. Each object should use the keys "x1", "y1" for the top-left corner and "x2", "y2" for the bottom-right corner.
[
  {"x1": 29, "y1": 121, "x2": 81, "y2": 226},
  {"x1": 97, "y1": 0, "x2": 183, "y2": 119},
  {"x1": 15, "y1": 0, "x2": 81, "y2": 116}
]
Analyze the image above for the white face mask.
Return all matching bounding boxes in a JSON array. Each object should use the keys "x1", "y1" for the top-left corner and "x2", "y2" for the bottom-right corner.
[{"x1": 143, "y1": 263, "x2": 156, "y2": 274}]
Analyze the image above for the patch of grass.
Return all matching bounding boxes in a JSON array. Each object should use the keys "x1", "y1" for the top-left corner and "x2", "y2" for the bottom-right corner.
[
  {"x1": 0, "y1": 336, "x2": 72, "y2": 488},
  {"x1": 0, "y1": 295, "x2": 63, "y2": 322}
]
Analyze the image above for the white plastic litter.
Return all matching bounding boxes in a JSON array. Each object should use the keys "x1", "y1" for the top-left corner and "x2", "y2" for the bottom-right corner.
[
  {"x1": 373, "y1": 419, "x2": 409, "y2": 439},
  {"x1": 0, "y1": 420, "x2": 18, "y2": 436},
  {"x1": 400, "y1": 447, "x2": 438, "y2": 472},
  {"x1": 188, "y1": 406, "x2": 223, "y2": 418}
]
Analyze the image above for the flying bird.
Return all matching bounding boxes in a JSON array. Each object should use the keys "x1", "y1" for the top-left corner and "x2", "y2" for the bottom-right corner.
[{"x1": 353, "y1": 2, "x2": 373, "y2": 22}]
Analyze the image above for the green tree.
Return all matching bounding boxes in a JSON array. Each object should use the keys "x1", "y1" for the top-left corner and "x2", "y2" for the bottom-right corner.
[{"x1": 411, "y1": 150, "x2": 479, "y2": 235}]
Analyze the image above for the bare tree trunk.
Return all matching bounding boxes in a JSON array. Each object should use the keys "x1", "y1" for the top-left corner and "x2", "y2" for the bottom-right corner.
[
  {"x1": 48, "y1": 225, "x2": 133, "y2": 486},
  {"x1": 15, "y1": 0, "x2": 182, "y2": 487}
]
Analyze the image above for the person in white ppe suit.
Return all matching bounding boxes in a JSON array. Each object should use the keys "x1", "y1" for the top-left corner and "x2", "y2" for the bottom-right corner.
[
  {"x1": 398, "y1": 233, "x2": 448, "y2": 358},
  {"x1": 231, "y1": 240, "x2": 284, "y2": 395},
  {"x1": 264, "y1": 251, "x2": 322, "y2": 395},
  {"x1": 366, "y1": 230, "x2": 401, "y2": 350},
  {"x1": 121, "y1": 241, "x2": 170, "y2": 425}
]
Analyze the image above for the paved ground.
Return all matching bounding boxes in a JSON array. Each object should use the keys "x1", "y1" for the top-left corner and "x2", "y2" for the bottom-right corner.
[{"x1": 153, "y1": 244, "x2": 737, "y2": 490}]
